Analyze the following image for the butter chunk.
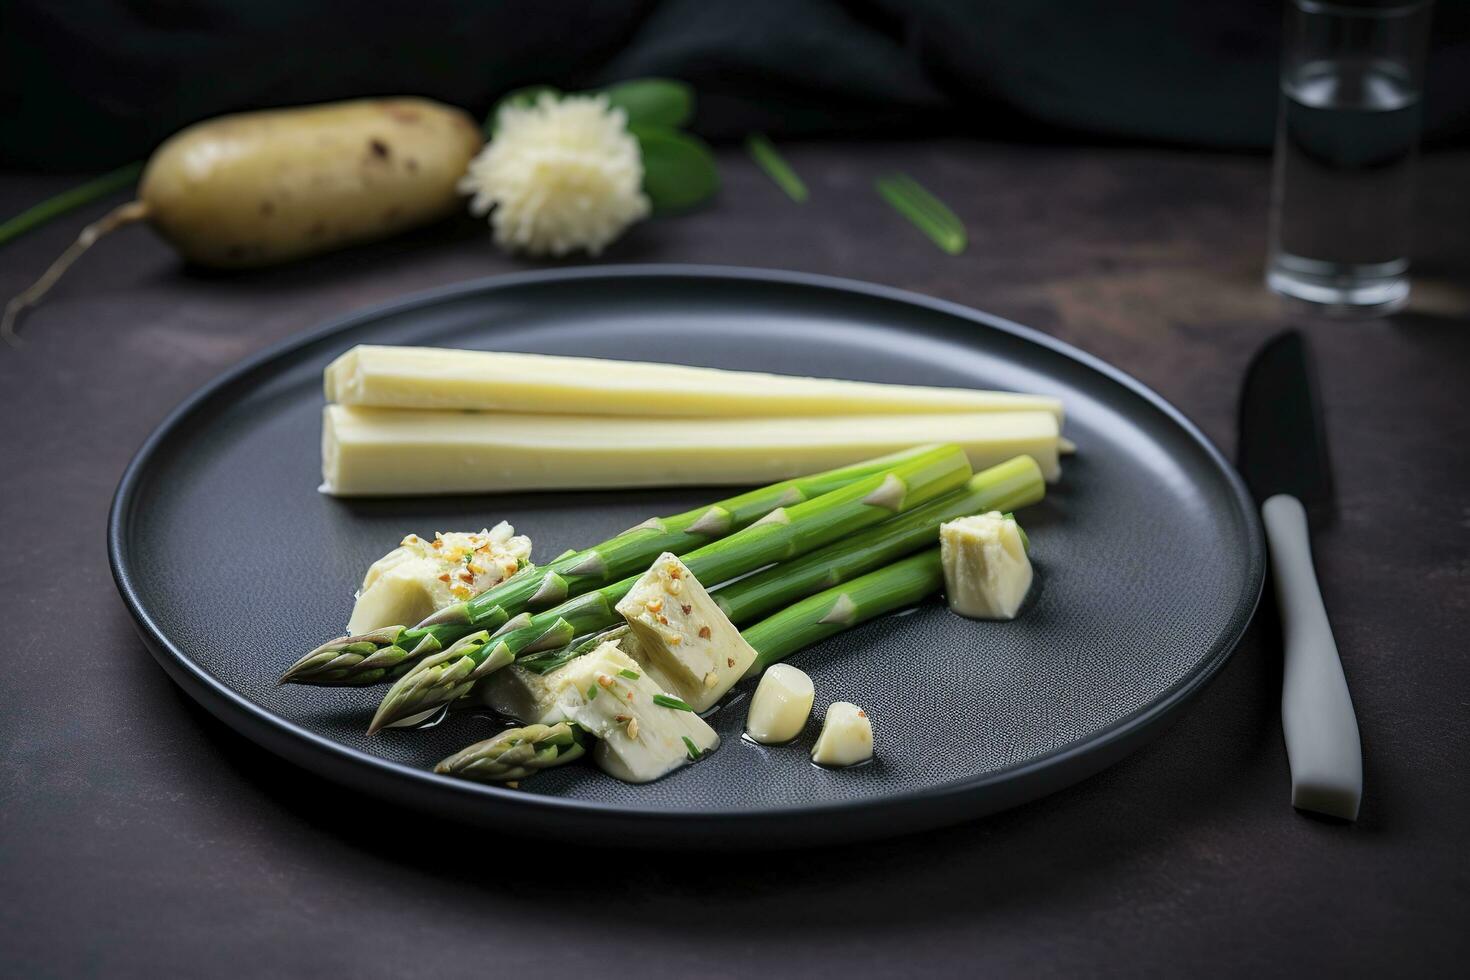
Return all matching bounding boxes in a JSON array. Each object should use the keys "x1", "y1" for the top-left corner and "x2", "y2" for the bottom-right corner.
[
  {"x1": 940, "y1": 512, "x2": 1033, "y2": 620},
  {"x1": 481, "y1": 626, "x2": 678, "y2": 724},
  {"x1": 811, "y1": 702, "x2": 874, "y2": 767},
  {"x1": 347, "y1": 524, "x2": 530, "y2": 633},
  {"x1": 614, "y1": 553, "x2": 758, "y2": 712},
  {"x1": 745, "y1": 664, "x2": 815, "y2": 745},
  {"x1": 552, "y1": 640, "x2": 720, "y2": 784}
]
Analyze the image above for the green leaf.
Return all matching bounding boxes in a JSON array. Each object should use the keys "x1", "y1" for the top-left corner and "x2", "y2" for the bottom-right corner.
[
  {"x1": 633, "y1": 126, "x2": 719, "y2": 213},
  {"x1": 745, "y1": 134, "x2": 807, "y2": 203},
  {"x1": 601, "y1": 78, "x2": 694, "y2": 129},
  {"x1": 484, "y1": 85, "x2": 560, "y2": 136},
  {"x1": 874, "y1": 173, "x2": 966, "y2": 255}
]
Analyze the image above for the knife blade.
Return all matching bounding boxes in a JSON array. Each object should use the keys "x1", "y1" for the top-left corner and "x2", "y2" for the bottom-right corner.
[
  {"x1": 1238, "y1": 329, "x2": 1362, "y2": 820},
  {"x1": 1238, "y1": 331, "x2": 1333, "y2": 511}
]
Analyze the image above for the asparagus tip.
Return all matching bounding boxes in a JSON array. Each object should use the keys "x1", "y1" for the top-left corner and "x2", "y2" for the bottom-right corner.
[
  {"x1": 277, "y1": 625, "x2": 412, "y2": 686},
  {"x1": 435, "y1": 722, "x2": 586, "y2": 783}
]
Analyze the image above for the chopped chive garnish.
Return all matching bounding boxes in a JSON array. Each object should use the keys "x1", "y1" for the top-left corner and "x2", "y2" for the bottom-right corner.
[
  {"x1": 874, "y1": 173, "x2": 966, "y2": 255},
  {"x1": 618, "y1": 668, "x2": 641, "y2": 680},
  {"x1": 586, "y1": 684, "x2": 598, "y2": 701},
  {"x1": 746, "y1": 134, "x2": 808, "y2": 202},
  {"x1": 682, "y1": 735, "x2": 700, "y2": 760},
  {"x1": 654, "y1": 694, "x2": 694, "y2": 711}
]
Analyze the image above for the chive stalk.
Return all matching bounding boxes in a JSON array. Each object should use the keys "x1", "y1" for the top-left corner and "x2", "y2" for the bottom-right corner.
[
  {"x1": 746, "y1": 134, "x2": 808, "y2": 202},
  {"x1": 0, "y1": 162, "x2": 143, "y2": 249},
  {"x1": 875, "y1": 173, "x2": 966, "y2": 255}
]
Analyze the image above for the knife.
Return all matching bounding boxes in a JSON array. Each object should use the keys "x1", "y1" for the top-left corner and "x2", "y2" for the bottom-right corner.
[{"x1": 1238, "y1": 330, "x2": 1362, "y2": 821}]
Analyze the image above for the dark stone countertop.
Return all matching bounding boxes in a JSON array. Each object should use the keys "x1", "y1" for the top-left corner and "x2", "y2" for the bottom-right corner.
[{"x1": 1, "y1": 142, "x2": 1466, "y2": 978}]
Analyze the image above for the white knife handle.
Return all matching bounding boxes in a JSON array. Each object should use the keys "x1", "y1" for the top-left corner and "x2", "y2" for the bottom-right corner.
[{"x1": 1261, "y1": 494, "x2": 1362, "y2": 820}]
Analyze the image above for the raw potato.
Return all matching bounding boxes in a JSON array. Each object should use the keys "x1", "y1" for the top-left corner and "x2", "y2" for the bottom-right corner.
[
  {"x1": 319, "y1": 405, "x2": 1062, "y2": 495},
  {"x1": 2, "y1": 98, "x2": 485, "y2": 343},
  {"x1": 811, "y1": 702, "x2": 874, "y2": 766},
  {"x1": 940, "y1": 512, "x2": 1033, "y2": 619},
  {"x1": 745, "y1": 664, "x2": 815, "y2": 744},
  {"x1": 325, "y1": 345, "x2": 1066, "y2": 420},
  {"x1": 141, "y1": 98, "x2": 483, "y2": 267},
  {"x1": 614, "y1": 553, "x2": 759, "y2": 712}
]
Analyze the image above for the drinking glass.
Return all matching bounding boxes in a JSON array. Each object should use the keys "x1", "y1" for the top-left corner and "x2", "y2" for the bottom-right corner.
[{"x1": 1266, "y1": 0, "x2": 1434, "y2": 315}]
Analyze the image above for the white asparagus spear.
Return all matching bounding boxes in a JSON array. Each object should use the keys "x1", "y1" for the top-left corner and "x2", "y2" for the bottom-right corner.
[
  {"x1": 325, "y1": 345, "x2": 1064, "y2": 420},
  {"x1": 320, "y1": 406, "x2": 1062, "y2": 496}
]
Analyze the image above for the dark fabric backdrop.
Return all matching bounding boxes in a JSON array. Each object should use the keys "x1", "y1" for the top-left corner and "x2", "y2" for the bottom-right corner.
[{"x1": 2, "y1": 0, "x2": 1468, "y2": 170}]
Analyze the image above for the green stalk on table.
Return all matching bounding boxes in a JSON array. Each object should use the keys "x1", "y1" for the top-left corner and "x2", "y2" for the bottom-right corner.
[
  {"x1": 746, "y1": 134, "x2": 808, "y2": 202},
  {"x1": 366, "y1": 443, "x2": 974, "y2": 733},
  {"x1": 875, "y1": 173, "x2": 967, "y2": 256},
  {"x1": 279, "y1": 446, "x2": 940, "y2": 686},
  {"x1": 0, "y1": 163, "x2": 143, "y2": 249}
]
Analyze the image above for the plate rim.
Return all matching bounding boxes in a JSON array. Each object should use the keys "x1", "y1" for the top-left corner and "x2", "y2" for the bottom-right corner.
[{"x1": 107, "y1": 264, "x2": 1265, "y2": 843}]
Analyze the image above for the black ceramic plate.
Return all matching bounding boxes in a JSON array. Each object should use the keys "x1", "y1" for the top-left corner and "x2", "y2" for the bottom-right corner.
[{"x1": 109, "y1": 266, "x2": 1263, "y2": 847}]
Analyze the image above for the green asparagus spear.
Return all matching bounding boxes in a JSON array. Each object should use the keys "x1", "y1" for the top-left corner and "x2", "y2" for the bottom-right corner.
[
  {"x1": 513, "y1": 454, "x2": 1043, "y2": 675},
  {"x1": 714, "y1": 454, "x2": 1042, "y2": 624},
  {"x1": 434, "y1": 722, "x2": 587, "y2": 782},
  {"x1": 280, "y1": 446, "x2": 938, "y2": 686},
  {"x1": 741, "y1": 549, "x2": 946, "y2": 675},
  {"x1": 368, "y1": 443, "x2": 972, "y2": 732},
  {"x1": 511, "y1": 455, "x2": 1040, "y2": 678}
]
